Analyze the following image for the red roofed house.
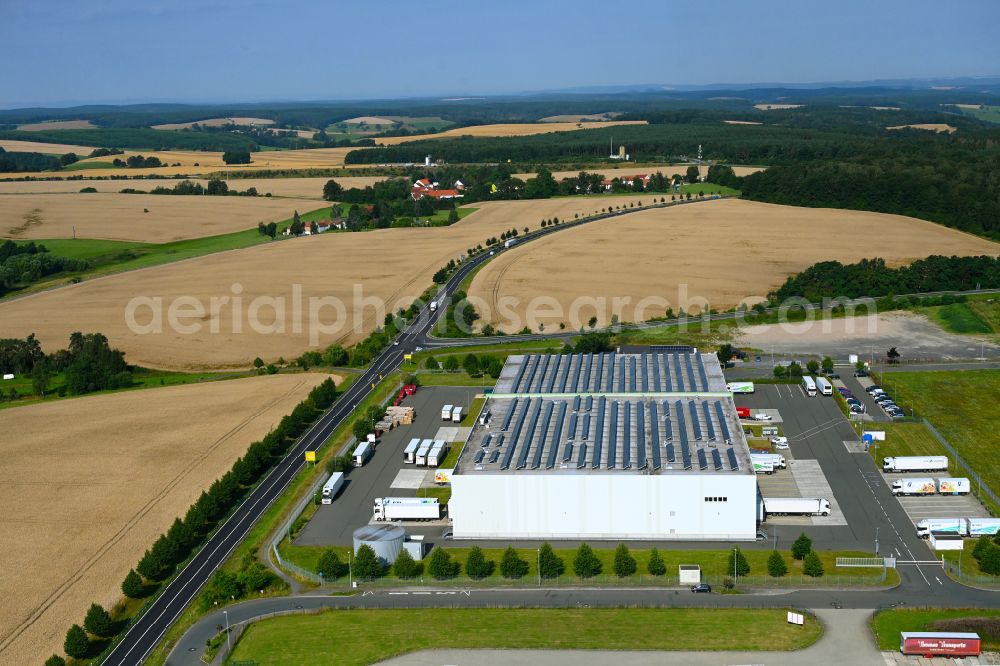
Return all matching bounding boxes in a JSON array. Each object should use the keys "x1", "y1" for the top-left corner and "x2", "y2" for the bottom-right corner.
[{"x1": 411, "y1": 178, "x2": 465, "y2": 201}]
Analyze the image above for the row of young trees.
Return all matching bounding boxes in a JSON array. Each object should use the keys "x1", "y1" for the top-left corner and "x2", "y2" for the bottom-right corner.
[
  {"x1": 313, "y1": 535, "x2": 827, "y2": 583},
  {"x1": 47, "y1": 377, "x2": 340, "y2": 665}
]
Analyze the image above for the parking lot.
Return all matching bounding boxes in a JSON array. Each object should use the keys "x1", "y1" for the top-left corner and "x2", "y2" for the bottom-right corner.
[{"x1": 295, "y1": 386, "x2": 481, "y2": 547}]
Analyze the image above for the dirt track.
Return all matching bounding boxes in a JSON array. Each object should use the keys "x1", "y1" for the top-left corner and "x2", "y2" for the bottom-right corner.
[
  {"x1": 467, "y1": 199, "x2": 1000, "y2": 332},
  {"x1": 0, "y1": 373, "x2": 335, "y2": 664}
]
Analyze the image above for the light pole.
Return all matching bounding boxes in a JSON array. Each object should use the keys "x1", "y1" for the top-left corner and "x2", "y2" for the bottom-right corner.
[
  {"x1": 537, "y1": 548, "x2": 541, "y2": 586},
  {"x1": 874, "y1": 526, "x2": 880, "y2": 556},
  {"x1": 349, "y1": 549, "x2": 353, "y2": 588},
  {"x1": 733, "y1": 547, "x2": 737, "y2": 581},
  {"x1": 223, "y1": 609, "x2": 231, "y2": 654}
]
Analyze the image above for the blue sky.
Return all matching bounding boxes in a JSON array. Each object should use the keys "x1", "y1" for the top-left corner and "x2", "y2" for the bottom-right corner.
[{"x1": 1, "y1": 0, "x2": 998, "y2": 107}]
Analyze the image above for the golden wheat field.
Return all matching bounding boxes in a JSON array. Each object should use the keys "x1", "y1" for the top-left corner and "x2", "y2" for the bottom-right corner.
[
  {"x1": 0, "y1": 138, "x2": 99, "y2": 154},
  {"x1": 886, "y1": 123, "x2": 956, "y2": 133},
  {"x1": 0, "y1": 195, "x2": 654, "y2": 370},
  {"x1": 15, "y1": 119, "x2": 98, "y2": 131},
  {"x1": 151, "y1": 117, "x2": 275, "y2": 130},
  {"x1": 467, "y1": 199, "x2": 1000, "y2": 332},
  {"x1": 539, "y1": 113, "x2": 620, "y2": 122},
  {"x1": 753, "y1": 104, "x2": 803, "y2": 110},
  {"x1": 0, "y1": 192, "x2": 326, "y2": 243},
  {"x1": 0, "y1": 175, "x2": 387, "y2": 198},
  {"x1": 0, "y1": 372, "x2": 336, "y2": 665},
  {"x1": 375, "y1": 121, "x2": 647, "y2": 145}
]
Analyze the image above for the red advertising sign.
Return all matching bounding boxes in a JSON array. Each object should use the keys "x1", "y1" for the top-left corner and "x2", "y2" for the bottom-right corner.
[{"x1": 901, "y1": 634, "x2": 980, "y2": 657}]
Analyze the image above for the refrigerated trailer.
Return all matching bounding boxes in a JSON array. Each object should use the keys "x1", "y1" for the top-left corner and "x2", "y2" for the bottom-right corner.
[
  {"x1": 751, "y1": 459, "x2": 774, "y2": 474},
  {"x1": 750, "y1": 453, "x2": 786, "y2": 470},
  {"x1": 762, "y1": 497, "x2": 831, "y2": 516},
  {"x1": 403, "y1": 438, "x2": 421, "y2": 464},
  {"x1": 441, "y1": 404, "x2": 454, "y2": 420},
  {"x1": 938, "y1": 478, "x2": 971, "y2": 495},
  {"x1": 428, "y1": 442, "x2": 449, "y2": 467},
  {"x1": 373, "y1": 497, "x2": 443, "y2": 521},
  {"x1": 883, "y1": 456, "x2": 948, "y2": 473},
  {"x1": 900, "y1": 632, "x2": 980, "y2": 658},
  {"x1": 891, "y1": 478, "x2": 936, "y2": 496},
  {"x1": 815, "y1": 376, "x2": 834, "y2": 396},
  {"x1": 353, "y1": 442, "x2": 373, "y2": 467},
  {"x1": 451, "y1": 406, "x2": 463, "y2": 423},
  {"x1": 415, "y1": 440, "x2": 432, "y2": 466},
  {"x1": 726, "y1": 382, "x2": 755, "y2": 394},
  {"x1": 320, "y1": 472, "x2": 345, "y2": 504}
]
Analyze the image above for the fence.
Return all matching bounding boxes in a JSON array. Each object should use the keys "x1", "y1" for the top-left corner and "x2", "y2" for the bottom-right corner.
[
  {"x1": 836, "y1": 557, "x2": 894, "y2": 568},
  {"x1": 942, "y1": 557, "x2": 1000, "y2": 589},
  {"x1": 920, "y1": 419, "x2": 1000, "y2": 511},
  {"x1": 269, "y1": 471, "x2": 327, "y2": 584}
]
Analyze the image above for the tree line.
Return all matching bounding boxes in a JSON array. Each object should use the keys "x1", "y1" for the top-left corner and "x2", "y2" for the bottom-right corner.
[
  {"x1": 48, "y1": 377, "x2": 339, "y2": 664},
  {"x1": 770, "y1": 255, "x2": 1000, "y2": 302},
  {"x1": 0, "y1": 241, "x2": 90, "y2": 296},
  {"x1": 120, "y1": 178, "x2": 259, "y2": 197},
  {"x1": 0, "y1": 127, "x2": 259, "y2": 152},
  {"x1": 0, "y1": 332, "x2": 132, "y2": 399},
  {"x1": 312, "y1": 531, "x2": 825, "y2": 584}
]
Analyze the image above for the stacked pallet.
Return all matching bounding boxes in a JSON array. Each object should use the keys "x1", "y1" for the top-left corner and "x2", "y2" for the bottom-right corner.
[{"x1": 385, "y1": 405, "x2": 415, "y2": 424}]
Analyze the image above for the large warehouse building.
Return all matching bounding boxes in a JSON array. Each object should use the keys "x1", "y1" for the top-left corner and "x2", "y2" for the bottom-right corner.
[{"x1": 449, "y1": 350, "x2": 759, "y2": 540}]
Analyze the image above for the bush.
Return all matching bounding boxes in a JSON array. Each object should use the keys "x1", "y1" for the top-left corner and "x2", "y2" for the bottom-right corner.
[
  {"x1": 727, "y1": 547, "x2": 750, "y2": 576},
  {"x1": 767, "y1": 550, "x2": 788, "y2": 578},
  {"x1": 803, "y1": 551, "x2": 824, "y2": 577},
  {"x1": 427, "y1": 547, "x2": 460, "y2": 579},
  {"x1": 424, "y1": 356, "x2": 440, "y2": 370},
  {"x1": 499, "y1": 546, "x2": 529, "y2": 579},
  {"x1": 317, "y1": 549, "x2": 344, "y2": 580},
  {"x1": 647, "y1": 548, "x2": 666, "y2": 576},
  {"x1": 393, "y1": 549, "x2": 422, "y2": 579},
  {"x1": 929, "y1": 617, "x2": 1000, "y2": 640},
  {"x1": 538, "y1": 542, "x2": 564, "y2": 579},
  {"x1": 64, "y1": 624, "x2": 90, "y2": 659},
  {"x1": 353, "y1": 544, "x2": 385, "y2": 580},
  {"x1": 464, "y1": 545, "x2": 495, "y2": 579},
  {"x1": 45, "y1": 656, "x2": 66, "y2": 666},
  {"x1": 613, "y1": 543, "x2": 637, "y2": 577},
  {"x1": 791, "y1": 532, "x2": 812, "y2": 560},
  {"x1": 572, "y1": 543, "x2": 603, "y2": 578},
  {"x1": 122, "y1": 568, "x2": 145, "y2": 598},
  {"x1": 443, "y1": 356, "x2": 459, "y2": 372},
  {"x1": 84, "y1": 602, "x2": 114, "y2": 638}
]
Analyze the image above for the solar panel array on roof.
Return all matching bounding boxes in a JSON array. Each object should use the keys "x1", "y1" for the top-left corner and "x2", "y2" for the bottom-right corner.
[
  {"x1": 546, "y1": 402, "x2": 566, "y2": 469},
  {"x1": 501, "y1": 398, "x2": 531, "y2": 470},
  {"x1": 697, "y1": 355, "x2": 710, "y2": 390},
  {"x1": 531, "y1": 402, "x2": 554, "y2": 469},
  {"x1": 474, "y1": 449, "x2": 485, "y2": 464},
  {"x1": 711, "y1": 449, "x2": 724, "y2": 471},
  {"x1": 501, "y1": 398, "x2": 519, "y2": 430},
  {"x1": 593, "y1": 397, "x2": 606, "y2": 469},
  {"x1": 635, "y1": 401, "x2": 646, "y2": 469},
  {"x1": 517, "y1": 401, "x2": 544, "y2": 469},
  {"x1": 649, "y1": 402, "x2": 661, "y2": 470},
  {"x1": 714, "y1": 401, "x2": 732, "y2": 443},
  {"x1": 607, "y1": 401, "x2": 618, "y2": 469},
  {"x1": 688, "y1": 401, "x2": 702, "y2": 440},
  {"x1": 726, "y1": 448, "x2": 739, "y2": 470},
  {"x1": 489, "y1": 449, "x2": 501, "y2": 463},
  {"x1": 581, "y1": 413, "x2": 591, "y2": 439},
  {"x1": 622, "y1": 402, "x2": 631, "y2": 469},
  {"x1": 493, "y1": 434, "x2": 505, "y2": 448},
  {"x1": 702, "y1": 402, "x2": 716, "y2": 441},
  {"x1": 697, "y1": 449, "x2": 708, "y2": 470}
]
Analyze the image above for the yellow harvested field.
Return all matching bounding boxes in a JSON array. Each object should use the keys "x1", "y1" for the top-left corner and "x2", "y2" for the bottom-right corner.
[
  {"x1": 0, "y1": 192, "x2": 324, "y2": 243},
  {"x1": 151, "y1": 116, "x2": 275, "y2": 130},
  {"x1": 754, "y1": 104, "x2": 803, "y2": 110},
  {"x1": 16, "y1": 119, "x2": 97, "y2": 131},
  {"x1": 0, "y1": 138, "x2": 98, "y2": 154},
  {"x1": 539, "y1": 113, "x2": 620, "y2": 122},
  {"x1": 723, "y1": 120, "x2": 763, "y2": 125},
  {"x1": 468, "y1": 199, "x2": 1000, "y2": 332},
  {"x1": 342, "y1": 116, "x2": 394, "y2": 125},
  {"x1": 0, "y1": 195, "x2": 653, "y2": 370},
  {"x1": 887, "y1": 123, "x2": 956, "y2": 133},
  {"x1": 513, "y1": 165, "x2": 765, "y2": 180},
  {"x1": 954, "y1": 104, "x2": 983, "y2": 110},
  {"x1": 376, "y1": 121, "x2": 646, "y2": 145},
  {"x1": 0, "y1": 372, "x2": 336, "y2": 664},
  {"x1": 0, "y1": 175, "x2": 387, "y2": 198},
  {"x1": 7, "y1": 146, "x2": 359, "y2": 178}
]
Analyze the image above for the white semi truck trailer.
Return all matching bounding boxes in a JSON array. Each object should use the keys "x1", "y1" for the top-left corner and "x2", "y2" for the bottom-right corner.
[{"x1": 372, "y1": 497, "x2": 443, "y2": 521}]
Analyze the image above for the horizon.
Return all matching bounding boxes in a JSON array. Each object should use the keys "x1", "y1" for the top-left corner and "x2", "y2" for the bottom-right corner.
[{"x1": 2, "y1": 0, "x2": 998, "y2": 108}]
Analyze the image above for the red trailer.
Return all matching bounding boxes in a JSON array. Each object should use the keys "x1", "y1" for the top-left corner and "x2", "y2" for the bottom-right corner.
[
  {"x1": 736, "y1": 407, "x2": 751, "y2": 418},
  {"x1": 403, "y1": 384, "x2": 417, "y2": 396},
  {"x1": 900, "y1": 632, "x2": 980, "y2": 658}
]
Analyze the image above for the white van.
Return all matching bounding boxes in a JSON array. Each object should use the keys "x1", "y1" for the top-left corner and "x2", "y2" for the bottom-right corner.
[{"x1": 802, "y1": 376, "x2": 817, "y2": 396}]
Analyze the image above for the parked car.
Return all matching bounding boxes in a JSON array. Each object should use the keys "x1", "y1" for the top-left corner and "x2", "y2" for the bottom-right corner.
[
  {"x1": 770, "y1": 436, "x2": 788, "y2": 446},
  {"x1": 850, "y1": 404, "x2": 865, "y2": 414},
  {"x1": 865, "y1": 385, "x2": 882, "y2": 394},
  {"x1": 891, "y1": 413, "x2": 906, "y2": 421},
  {"x1": 773, "y1": 440, "x2": 790, "y2": 450},
  {"x1": 752, "y1": 413, "x2": 773, "y2": 421},
  {"x1": 691, "y1": 583, "x2": 712, "y2": 593},
  {"x1": 828, "y1": 373, "x2": 840, "y2": 379},
  {"x1": 854, "y1": 369, "x2": 869, "y2": 377}
]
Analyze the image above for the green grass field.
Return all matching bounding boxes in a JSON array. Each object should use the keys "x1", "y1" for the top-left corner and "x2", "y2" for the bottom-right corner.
[
  {"x1": 879, "y1": 369, "x2": 1000, "y2": 507},
  {"x1": 926, "y1": 302, "x2": 992, "y2": 334},
  {"x1": 229, "y1": 608, "x2": 822, "y2": 664},
  {"x1": 871, "y1": 608, "x2": 1000, "y2": 651},
  {"x1": 865, "y1": 422, "x2": 949, "y2": 462},
  {"x1": 956, "y1": 104, "x2": 1000, "y2": 124},
  {"x1": 60, "y1": 159, "x2": 123, "y2": 171}
]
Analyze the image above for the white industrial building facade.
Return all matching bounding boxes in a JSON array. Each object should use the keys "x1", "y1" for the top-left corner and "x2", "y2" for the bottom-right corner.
[{"x1": 450, "y1": 350, "x2": 759, "y2": 541}]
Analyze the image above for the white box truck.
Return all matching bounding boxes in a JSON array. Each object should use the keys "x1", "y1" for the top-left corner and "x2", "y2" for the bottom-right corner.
[
  {"x1": 352, "y1": 442, "x2": 373, "y2": 467},
  {"x1": 763, "y1": 497, "x2": 831, "y2": 516},
  {"x1": 968, "y1": 518, "x2": 1000, "y2": 537},
  {"x1": 415, "y1": 440, "x2": 432, "y2": 466},
  {"x1": 451, "y1": 406, "x2": 463, "y2": 423},
  {"x1": 891, "y1": 478, "x2": 936, "y2": 496},
  {"x1": 937, "y1": 477, "x2": 971, "y2": 495},
  {"x1": 373, "y1": 497, "x2": 443, "y2": 521},
  {"x1": 441, "y1": 404, "x2": 454, "y2": 420},
  {"x1": 320, "y1": 472, "x2": 345, "y2": 505},
  {"x1": 403, "y1": 438, "x2": 421, "y2": 464},
  {"x1": 750, "y1": 452, "x2": 786, "y2": 470},
  {"x1": 883, "y1": 456, "x2": 948, "y2": 473},
  {"x1": 726, "y1": 382, "x2": 755, "y2": 394},
  {"x1": 504, "y1": 238, "x2": 518, "y2": 249},
  {"x1": 428, "y1": 443, "x2": 449, "y2": 467},
  {"x1": 802, "y1": 376, "x2": 817, "y2": 396},
  {"x1": 916, "y1": 518, "x2": 967, "y2": 539},
  {"x1": 751, "y1": 459, "x2": 775, "y2": 474},
  {"x1": 815, "y1": 376, "x2": 834, "y2": 396}
]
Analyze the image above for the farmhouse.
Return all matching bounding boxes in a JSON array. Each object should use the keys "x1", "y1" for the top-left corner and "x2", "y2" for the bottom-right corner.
[
  {"x1": 449, "y1": 351, "x2": 759, "y2": 540},
  {"x1": 600, "y1": 174, "x2": 651, "y2": 191},
  {"x1": 411, "y1": 178, "x2": 466, "y2": 201}
]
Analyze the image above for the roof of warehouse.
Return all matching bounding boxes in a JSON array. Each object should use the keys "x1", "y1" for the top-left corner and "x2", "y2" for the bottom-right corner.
[{"x1": 455, "y1": 353, "x2": 753, "y2": 476}]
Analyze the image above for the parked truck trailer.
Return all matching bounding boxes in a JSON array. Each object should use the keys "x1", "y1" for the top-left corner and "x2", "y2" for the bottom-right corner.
[
  {"x1": 891, "y1": 478, "x2": 936, "y2": 496},
  {"x1": 441, "y1": 404, "x2": 454, "y2": 420},
  {"x1": 373, "y1": 497, "x2": 443, "y2": 521},
  {"x1": 882, "y1": 456, "x2": 948, "y2": 473},
  {"x1": 320, "y1": 472, "x2": 345, "y2": 504},
  {"x1": 762, "y1": 497, "x2": 831, "y2": 516},
  {"x1": 937, "y1": 478, "x2": 971, "y2": 495}
]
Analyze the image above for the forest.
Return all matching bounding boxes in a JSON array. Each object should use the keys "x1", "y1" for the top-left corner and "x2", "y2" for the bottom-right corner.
[
  {"x1": 770, "y1": 255, "x2": 1000, "y2": 302},
  {"x1": 0, "y1": 240, "x2": 89, "y2": 295}
]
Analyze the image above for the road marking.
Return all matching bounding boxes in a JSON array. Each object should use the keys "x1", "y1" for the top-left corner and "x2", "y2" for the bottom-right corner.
[
  {"x1": 388, "y1": 592, "x2": 408, "y2": 595},
  {"x1": 412, "y1": 591, "x2": 431, "y2": 595},
  {"x1": 936, "y1": 576, "x2": 943, "y2": 585}
]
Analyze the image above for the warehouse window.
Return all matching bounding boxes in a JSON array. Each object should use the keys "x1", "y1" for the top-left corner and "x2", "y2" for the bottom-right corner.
[{"x1": 704, "y1": 497, "x2": 728, "y2": 502}]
